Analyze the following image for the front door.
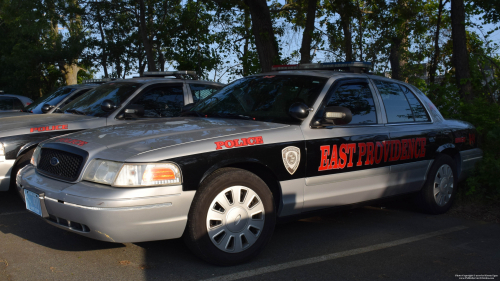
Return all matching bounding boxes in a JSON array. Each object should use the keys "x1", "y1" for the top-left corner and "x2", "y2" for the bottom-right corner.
[{"x1": 302, "y1": 78, "x2": 391, "y2": 212}]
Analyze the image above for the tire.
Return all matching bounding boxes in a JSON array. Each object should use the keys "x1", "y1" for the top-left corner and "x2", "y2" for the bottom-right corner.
[
  {"x1": 184, "y1": 168, "x2": 276, "y2": 266},
  {"x1": 9, "y1": 148, "x2": 34, "y2": 194},
  {"x1": 415, "y1": 154, "x2": 458, "y2": 214}
]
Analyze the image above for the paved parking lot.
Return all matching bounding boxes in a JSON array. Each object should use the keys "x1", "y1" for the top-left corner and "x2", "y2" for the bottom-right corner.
[{"x1": 1, "y1": 191, "x2": 499, "y2": 281}]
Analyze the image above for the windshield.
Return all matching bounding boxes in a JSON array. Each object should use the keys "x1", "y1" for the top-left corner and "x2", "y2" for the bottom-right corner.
[
  {"x1": 190, "y1": 75, "x2": 328, "y2": 124},
  {"x1": 58, "y1": 82, "x2": 142, "y2": 117},
  {"x1": 26, "y1": 87, "x2": 76, "y2": 114}
]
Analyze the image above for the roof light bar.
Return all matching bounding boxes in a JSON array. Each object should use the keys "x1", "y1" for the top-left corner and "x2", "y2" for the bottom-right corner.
[
  {"x1": 82, "y1": 78, "x2": 116, "y2": 84},
  {"x1": 142, "y1": 71, "x2": 198, "y2": 80},
  {"x1": 271, "y1": 61, "x2": 372, "y2": 73}
]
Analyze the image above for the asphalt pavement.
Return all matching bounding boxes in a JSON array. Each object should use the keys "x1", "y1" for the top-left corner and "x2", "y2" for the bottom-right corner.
[{"x1": 1, "y1": 191, "x2": 499, "y2": 281}]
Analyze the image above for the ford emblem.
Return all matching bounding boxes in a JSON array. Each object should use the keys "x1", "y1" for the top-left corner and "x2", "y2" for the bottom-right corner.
[{"x1": 50, "y1": 157, "x2": 60, "y2": 166}]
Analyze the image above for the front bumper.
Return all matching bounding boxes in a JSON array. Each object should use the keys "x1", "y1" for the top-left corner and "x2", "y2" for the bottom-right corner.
[
  {"x1": 17, "y1": 165, "x2": 196, "y2": 243},
  {"x1": 0, "y1": 159, "x2": 15, "y2": 191}
]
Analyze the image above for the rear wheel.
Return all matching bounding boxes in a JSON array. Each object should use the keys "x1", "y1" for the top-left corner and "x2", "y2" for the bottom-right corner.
[
  {"x1": 415, "y1": 154, "x2": 457, "y2": 214},
  {"x1": 184, "y1": 168, "x2": 276, "y2": 265}
]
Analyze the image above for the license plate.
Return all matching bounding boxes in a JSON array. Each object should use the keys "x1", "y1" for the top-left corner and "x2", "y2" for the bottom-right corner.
[{"x1": 24, "y1": 189, "x2": 43, "y2": 217}]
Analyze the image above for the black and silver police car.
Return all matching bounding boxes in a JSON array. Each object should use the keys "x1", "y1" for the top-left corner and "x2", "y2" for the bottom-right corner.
[
  {"x1": 0, "y1": 72, "x2": 224, "y2": 192},
  {"x1": 18, "y1": 62, "x2": 482, "y2": 265}
]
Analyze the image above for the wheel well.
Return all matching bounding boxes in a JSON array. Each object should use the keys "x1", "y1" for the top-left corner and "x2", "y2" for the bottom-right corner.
[
  {"x1": 224, "y1": 162, "x2": 282, "y2": 212},
  {"x1": 438, "y1": 148, "x2": 461, "y2": 177}
]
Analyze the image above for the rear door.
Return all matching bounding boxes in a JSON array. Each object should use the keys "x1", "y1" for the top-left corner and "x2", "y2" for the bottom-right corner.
[
  {"x1": 372, "y1": 79, "x2": 439, "y2": 193},
  {"x1": 302, "y1": 78, "x2": 391, "y2": 211}
]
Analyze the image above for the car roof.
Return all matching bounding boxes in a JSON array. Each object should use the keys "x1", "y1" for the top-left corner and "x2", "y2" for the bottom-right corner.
[
  {"x1": 0, "y1": 93, "x2": 34, "y2": 102},
  {"x1": 252, "y1": 70, "x2": 413, "y2": 86},
  {"x1": 66, "y1": 83, "x2": 101, "y2": 89},
  {"x1": 105, "y1": 77, "x2": 225, "y2": 85}
]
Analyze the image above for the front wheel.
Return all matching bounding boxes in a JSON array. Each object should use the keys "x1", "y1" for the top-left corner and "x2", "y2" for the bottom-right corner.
[
  {"x1": 184, "y1": 168, "x2": 276, "y2": 265},
  {"x1": 415, "y1": 154, "x2": 458, "y2": 214}
]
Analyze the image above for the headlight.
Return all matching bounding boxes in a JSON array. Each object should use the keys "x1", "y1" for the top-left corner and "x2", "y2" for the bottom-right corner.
[
  {"x1": 0, "y1": 142, "x2": 4, "y2": 157},
  {"x1": 82, "y1": 159, "x2": 122, "y2": 185},
  {"x1": 82, "y1": 160, "x2": 182, "y2": 187},
  {"x1": 30, "y1": 146, "x2": 41, "y2": 166}
]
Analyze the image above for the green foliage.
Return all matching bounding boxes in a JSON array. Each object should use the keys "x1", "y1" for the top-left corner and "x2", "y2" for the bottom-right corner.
[{"x1": 422, "y1": 35, "x2": 500, "y2": 202}]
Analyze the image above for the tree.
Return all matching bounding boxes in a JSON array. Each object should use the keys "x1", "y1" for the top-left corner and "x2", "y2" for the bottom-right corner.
[
  {"x1": 451, "y1": 0, "x2": 473, "y2": 101},
  {"x1": 243, "y1": 0, "x2": 281, "y2": 72}
]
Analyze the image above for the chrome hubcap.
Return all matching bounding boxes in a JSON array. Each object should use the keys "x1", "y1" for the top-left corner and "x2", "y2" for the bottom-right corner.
[
  {"x1": 206, "y1": 186, "x2": 265, "y2": 253},
  {"x1": 433, "y1": 164, "x2": 454, "y2": 206}
]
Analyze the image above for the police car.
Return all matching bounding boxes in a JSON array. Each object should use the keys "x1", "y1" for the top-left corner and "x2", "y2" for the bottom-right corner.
[
  {"x1": 23, "y1": 81, "x2": 105, "y2": 115},
  {"x1": 0, "y1": 91, "x2": 33, "y2": 114},
  {"x1": 0, "y1": 72, "x2": 224, "y2": 192},
  {"x1": 17, "y1": 62, "x2": 483, "y2": 265}
]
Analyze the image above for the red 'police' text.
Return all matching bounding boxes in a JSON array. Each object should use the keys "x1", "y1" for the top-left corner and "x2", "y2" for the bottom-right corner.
[
  {"x1": 30, "y1": 124, "x2": 68, "y2": 133},
  {"x1": 215, "y1": 136, "x2": 264, "y2": 150}
]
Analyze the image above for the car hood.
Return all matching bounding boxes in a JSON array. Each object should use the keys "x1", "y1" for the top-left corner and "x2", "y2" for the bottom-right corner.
[
  {"x1": 0, "y1": 114, "x2": 102, "y2": 137},
  {"x1": 0, "y1": 112, "x2": 31, "y2": 118},
  {"x1": 44, "y1": 117, "x2": 297, "y2": 162}
]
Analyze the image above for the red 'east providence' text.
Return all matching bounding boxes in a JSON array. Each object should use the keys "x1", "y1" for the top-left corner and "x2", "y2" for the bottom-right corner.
[
  {"x1": 215, "y1": 136, "x2": 264, "y2": 150},
  {"x1": 318, "y1": 138, "x2": 427, "y2": 171}
]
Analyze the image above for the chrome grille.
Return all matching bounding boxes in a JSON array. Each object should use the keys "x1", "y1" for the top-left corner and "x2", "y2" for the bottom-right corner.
[{"x1": 37, "y1": 148, "x2": 84, "y2": 181}]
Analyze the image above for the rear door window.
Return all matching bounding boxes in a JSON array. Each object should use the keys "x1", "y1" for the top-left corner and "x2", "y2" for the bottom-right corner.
[
  {"x1": 399, "y1": 85, "x2": 430, "y2": 122},
  {"x1": 326, "y1": 82, "x2": 377, "y2": 125},
  {"x1": 374, "y1": 80, "x2": 430, "y2": 123}
]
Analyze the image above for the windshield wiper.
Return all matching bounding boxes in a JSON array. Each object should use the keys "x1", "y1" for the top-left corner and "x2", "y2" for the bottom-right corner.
[{"x1": 65, "y1": 109, "x2": 87, "y2": 115}]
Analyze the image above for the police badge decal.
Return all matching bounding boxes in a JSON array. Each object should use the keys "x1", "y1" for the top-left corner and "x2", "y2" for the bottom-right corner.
[{"x1": 282, "y1": 146, "x2": 301, "y2": 175}]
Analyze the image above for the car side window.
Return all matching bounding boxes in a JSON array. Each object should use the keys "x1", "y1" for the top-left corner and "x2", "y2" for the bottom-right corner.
[
  {"x1": 190, "y1": 84, "x2": 222, "y2": 103},
  {"x1": 0, "y1": 97, "x2": 16, "y2": 110},
  {"x1": 326, "y1": 82, "x2": 377, "y2": 125},
  {"x1": 130, "y1": 85, "x2": 184, "y2": 117},
  {"x1": 374, "y1": 80, "x2": 415, "y2": 123},
  {"x1": 62, "y1": 89, "x2": 90, "y2": 106},
  {"x1": 399, "y1": 85, "x2": 430, "y2": 122},
  {"x1": 12, "y1": 98, "x2": 24, "y2": 110}
]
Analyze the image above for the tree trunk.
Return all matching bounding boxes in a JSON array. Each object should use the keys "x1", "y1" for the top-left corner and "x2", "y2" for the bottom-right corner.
[
  {"x1": 450, "y1": 0, "x2": 473, "y2": 101},
  {"x1": 138, "y1": 0, "x2": 157, "y2": 71},
  {"x1": 243, "y1": 0, "x2": 280, "y2": 73},
  {"x1": 389, "y1": 37, "x2": 402, "y2": 80},
  {"x1": 429, "y1": 0, "x2": 445, "y2": 85},
  {"x1": 61, "y1": 63, "x2": 80, "y2": 85},
  {"x1": 97, "y1": 17, "x2": 109, "y2": 78},
  {"x1": 242, "y1": 8, "x2": 250, "y2": 76},
  {"x1": 300, "y1": 0, "x2": 318, "y2": 63},
  {"x1": 332, "y1": 0, "x2": 353, "y2": 61}
]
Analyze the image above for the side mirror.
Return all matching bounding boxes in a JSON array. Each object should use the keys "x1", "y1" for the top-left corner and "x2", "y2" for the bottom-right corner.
[
  {"x1": 123, "y1": 104, "x2": 145, "y2": 119},
  {"x1": 289, "y1": 102, "x2": 311, "y2": 120},
  {"x1": 41, "y1": 104, "x2": 54, "y2": 113},
  {"x1": 101, "y1": 99, "x2": 117, "y2": 112},
  {"x1": 323, "y1": 106, "x2": 352, "y2": 125},
  {"x1": 181, "y1": 103, "x2": 195, "y2": 113}
]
